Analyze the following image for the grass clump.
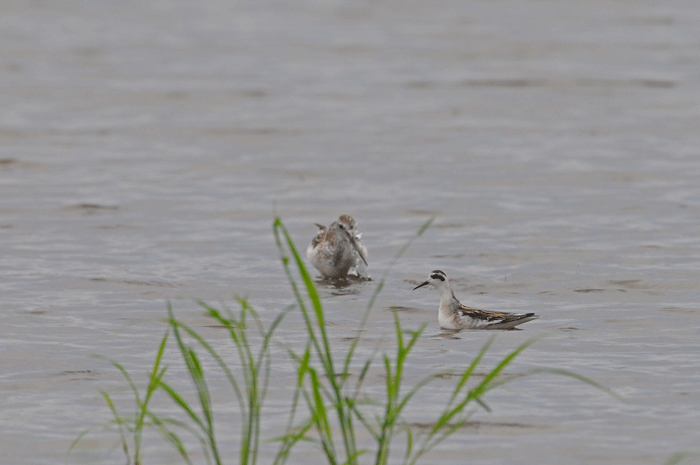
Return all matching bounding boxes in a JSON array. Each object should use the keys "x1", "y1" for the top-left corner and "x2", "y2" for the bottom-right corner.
[
  {"x1": 70, "y1": 216, "x2": 616, "y2": 465},
  {"x1": 69, "y1": 330, "x2": 172, "y2": 465}
]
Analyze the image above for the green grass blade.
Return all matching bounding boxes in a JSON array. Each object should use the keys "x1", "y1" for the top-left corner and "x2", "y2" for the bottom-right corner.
[
  {"x1": 665, "y1": 452, "x2": 700, "y2": 465},
  {"x1": 446, "y1": 335, "x2": 495, "y2": 406},
  {"x1": 469, "y1": 338, "x2": 538, "y2": 399},
  {"x1": 347, "y1": 401, "x2": 379, "y2": 440},
  {"x1": 92, "y1": 355, "x2": 141, "y2": 412},
  {"x1": 273, "y1": 218, "x2": 338, "y2": 418},
  {"x1": 146, "y1": 414, "x2": 199, "y2": 465},
  {"x1": 403, "y1": 425, "x2": 414, "y2": 463},
  {"x1": 308, "y1": 368, "x2": 335, "y2": 457},
  {"x1": 98, "y1": 389, "x2": 131, "y2": 462},
  {"x1": 167, "y1": 305, "x2": 221, "y2": 465},
  {"x1": 270, "y1": 418, "x2": 315, "y2": 465},
  {"x1": 273, "y1": 345, "x2": 312, "y2": 465},
  {"x1": 275, "y1": 219, "x2": 336, "y2": 376},
  {"x1": 522, "y1": 367, "x2": 624, "y2": 401},
  {"x1": 185, "y1": 305, "x2": 247, "y2": 413},
  {"x1": 158, "y1": 380, "x2": 206, "y2": 431},
  {"x1": 67, "y1": 424, "x2": 106, "y2": 460}
]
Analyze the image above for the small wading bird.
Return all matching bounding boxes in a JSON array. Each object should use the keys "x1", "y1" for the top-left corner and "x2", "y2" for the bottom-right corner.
[
  {"x1": 307, "y1": 214, "x2": 368, "y2": 279},
  {"x1": 413, "y1": 270, "x2": 539, "y2": 330}
]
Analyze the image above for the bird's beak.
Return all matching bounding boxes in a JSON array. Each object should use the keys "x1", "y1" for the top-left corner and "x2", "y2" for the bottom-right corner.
[
  {"x1": 413, "y1": 280, "x2": 430, "y2": 290},
  {"x1": 314, "y1": 223, "x2": 326, "y2": 231},
  {"x1": 351, "y1": 236, "x2": 368, "y2": 266},
  {"x1": 342, "y1": 229, "x2": 368, "y2": 266}
]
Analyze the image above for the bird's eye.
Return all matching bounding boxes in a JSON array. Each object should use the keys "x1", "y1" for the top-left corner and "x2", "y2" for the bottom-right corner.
[{"x1": 339, "y1": 224, "x2": 344, "y2": 229}]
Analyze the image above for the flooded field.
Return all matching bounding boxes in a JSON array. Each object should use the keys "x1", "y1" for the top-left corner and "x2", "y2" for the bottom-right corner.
[{"x1": 1, "y1": 0, "x2": 699, "y2": 464}]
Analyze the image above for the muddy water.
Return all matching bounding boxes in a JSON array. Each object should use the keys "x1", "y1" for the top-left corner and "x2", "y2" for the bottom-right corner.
[{"x1": 2, "y1": 0, "x2": 700, "y2": 464}]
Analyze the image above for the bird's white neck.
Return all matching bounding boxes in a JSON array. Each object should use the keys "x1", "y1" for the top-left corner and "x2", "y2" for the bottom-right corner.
[{"x1": 436, "y1": 282, "x2": 457, "y2": 304}]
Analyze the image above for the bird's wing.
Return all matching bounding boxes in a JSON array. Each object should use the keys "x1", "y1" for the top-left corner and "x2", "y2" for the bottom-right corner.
[{"x1": 458, "y1": 305, "x2": 533, "y2": 323}]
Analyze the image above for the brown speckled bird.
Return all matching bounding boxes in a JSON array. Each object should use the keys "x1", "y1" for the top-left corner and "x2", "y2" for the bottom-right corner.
[{"x1": 307, "y1": 215, "x2": 368, "y2": 279}]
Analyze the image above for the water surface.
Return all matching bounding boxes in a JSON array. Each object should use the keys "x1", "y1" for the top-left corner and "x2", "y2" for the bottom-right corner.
[{"x1": 1, "y1": 0, "x2": 700, "y2": 464}]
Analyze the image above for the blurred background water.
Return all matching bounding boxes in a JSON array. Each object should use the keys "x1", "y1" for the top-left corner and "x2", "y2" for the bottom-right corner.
[{"x1": 1, "y1": 0, "x2": 700, "y2": 464}]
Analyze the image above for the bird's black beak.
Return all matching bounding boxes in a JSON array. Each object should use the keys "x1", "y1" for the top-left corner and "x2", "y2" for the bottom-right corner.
[
  {"x1": 413, "y1": 280, "x2": 430, "y2": 290},
  {"x1": 351, "y1": 236, "x2": 368, "y2": 266},
  {"x1": 341, "y1": 228, "x2": 368, "y2": 266}
]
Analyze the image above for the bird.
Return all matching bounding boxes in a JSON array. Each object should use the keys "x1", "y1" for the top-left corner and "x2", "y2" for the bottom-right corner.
[
  {"x1": 413, "y1": 270, "x2": 539, "y2": 330},
  {"x1": 307, "y1": 214, "x2": 368, "y2": 279}
]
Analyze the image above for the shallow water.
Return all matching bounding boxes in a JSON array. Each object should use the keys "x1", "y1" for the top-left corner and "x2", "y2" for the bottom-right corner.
[{"x1": 2, "y1": 0, "x2": 700, "y2": 464}]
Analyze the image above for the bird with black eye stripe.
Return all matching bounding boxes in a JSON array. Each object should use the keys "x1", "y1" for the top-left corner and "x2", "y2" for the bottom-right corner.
[{"x1": 413, "y1": 270, "x2": 539, "y2": 330}]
